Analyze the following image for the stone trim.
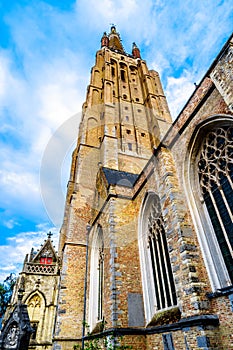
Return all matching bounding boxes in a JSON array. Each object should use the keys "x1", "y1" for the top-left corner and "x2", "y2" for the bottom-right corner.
[{"x1": 81, "y1": 314, "x2": 219, "y2": 340}]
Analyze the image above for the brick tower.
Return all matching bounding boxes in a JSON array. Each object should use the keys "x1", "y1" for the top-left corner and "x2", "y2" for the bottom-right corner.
[{"x1": 54, "y1": 26, "x2": 172, "y2": 349}]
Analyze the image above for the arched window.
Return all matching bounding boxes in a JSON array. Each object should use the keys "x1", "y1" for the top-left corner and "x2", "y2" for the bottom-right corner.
[
  {"x1": 121, "y1": 70, "x2": 126, "y2": 82},
  {"x1": 89, "y1": 225, "x2": 104, "y2": 330},
  {"x1": 97, "y1": 231, "x2": 104, "y2": 321},
  {"x1": 148, "y1": 214, "x2": 177, "y2": 310},
  {"x1": 198, "y1": 125, "x2": 233, "y2": 282},
  {"x1": 138, "y1": 192, "x2": 177, "y2": 323},
  {"x1": 186, "y1": 116, "x2": 233, "y2": 289},
  {"x1": 26, "y1": 292, "x2": 45, "y2": 341}
]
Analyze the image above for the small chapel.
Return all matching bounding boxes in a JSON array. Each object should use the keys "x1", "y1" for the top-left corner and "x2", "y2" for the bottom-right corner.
[{"x1": 1, "y1": 27, "x2": 233, "y2": 350}]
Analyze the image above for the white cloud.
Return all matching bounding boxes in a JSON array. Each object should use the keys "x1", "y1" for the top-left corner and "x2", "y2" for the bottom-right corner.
[
  {"x1": 0, "y1": 170, "x2": 39, "y2": 197},
  {"x1": 3, "y1": 219, "x2": 19, "y2": 230},
  {"x1": 165, "y1": 70, "x2": 196, "y2": 118}
]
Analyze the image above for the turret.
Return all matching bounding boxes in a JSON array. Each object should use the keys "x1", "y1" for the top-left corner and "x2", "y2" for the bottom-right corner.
[
  {"x1": 101, "y1": 31, "x2": 109, "y2": 48},
  {"x1": 132, "y1": 42, "x2": 141, "y2": 58}
]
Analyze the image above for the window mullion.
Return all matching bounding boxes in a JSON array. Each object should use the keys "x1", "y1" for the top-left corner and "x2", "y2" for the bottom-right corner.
[
  {"x1": 226, "y1": 172, "x2": 233, "y2": 191},
  {"x1": 209, "y1": 189, "x2": 233, "y2": 258},
  {"x1": 148, "y1": 237, "x2": 160, "y2": 310},
  {"x1": 218, "y1": 185, "x2": 233, "y2": 222},
  {"x1": 151, "y1": 231, "x2": 163, "y2": 310},
  {"x1": 159, "y1": 222, "x2": 174, "y2": 306},
  {"x1": 154, "y1": 226, "x2": 167, "y2": 309}
]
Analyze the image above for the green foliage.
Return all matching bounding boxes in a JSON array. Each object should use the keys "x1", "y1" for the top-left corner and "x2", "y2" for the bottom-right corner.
[
  {"x1": 0, "y1": 273, "x2": 16, "y2": 318},
  {"x1": 74, "y1": 323, "x2": 132, "y2": 350},
  {"x1": 74, "y1": 337, "x2": 132, "y2": 350}
]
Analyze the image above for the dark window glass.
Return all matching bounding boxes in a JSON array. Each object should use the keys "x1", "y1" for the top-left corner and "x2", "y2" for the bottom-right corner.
[{"x1": 198, "y1": 126, "x2": 233, "y2": 282}]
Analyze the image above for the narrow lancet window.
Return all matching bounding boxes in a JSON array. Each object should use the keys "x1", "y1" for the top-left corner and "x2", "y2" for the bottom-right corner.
[
  {"x1": 147, "y1": 207, "x2": 177, "y2": 310},
  {"x1": 97, "y1": 228, "x2": 104, "y2": 320}
]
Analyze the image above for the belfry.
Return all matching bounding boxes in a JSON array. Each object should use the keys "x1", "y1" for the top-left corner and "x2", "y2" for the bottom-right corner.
[{"x1": 2, "y1": 28, "x2": 233, "y2": 350}]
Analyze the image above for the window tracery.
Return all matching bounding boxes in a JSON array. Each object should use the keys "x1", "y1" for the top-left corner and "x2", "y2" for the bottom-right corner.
[{"x1": 198, "y1": 125, "x2": 233, "y2": 282}]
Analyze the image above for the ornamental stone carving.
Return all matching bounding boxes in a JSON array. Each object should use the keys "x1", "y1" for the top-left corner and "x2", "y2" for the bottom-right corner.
[{"x1": 210, "y1": 42, "x2": 233, "y2": 112}]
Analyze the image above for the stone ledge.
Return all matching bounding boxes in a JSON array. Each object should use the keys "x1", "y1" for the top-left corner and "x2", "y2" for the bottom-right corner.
[
  {"x1": 81, "y1": 314, "x2": 219, "y2": 340},
  {"x1": 206, "y1": 285, "x2": 233, "y2": 298}
]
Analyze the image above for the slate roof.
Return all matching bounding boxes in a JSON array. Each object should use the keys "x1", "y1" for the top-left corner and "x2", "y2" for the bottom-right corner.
[{"x1": 102, "y1": 167, "x2": 139, "y2": 188}]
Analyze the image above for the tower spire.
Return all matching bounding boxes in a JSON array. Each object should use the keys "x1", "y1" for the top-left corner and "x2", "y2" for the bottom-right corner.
[{"x1": 108, "y1": 25, "x2": 124, "y2": 52}]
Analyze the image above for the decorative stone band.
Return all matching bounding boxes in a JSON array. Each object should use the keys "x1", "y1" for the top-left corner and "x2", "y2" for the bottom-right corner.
[{"x1": 23, "y1": 263, "x2": 58, "y2": 275}]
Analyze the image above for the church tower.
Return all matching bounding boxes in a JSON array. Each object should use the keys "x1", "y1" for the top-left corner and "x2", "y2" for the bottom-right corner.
[
  {"x1": 54, "y1": 26, "x2": 172, "y2": 349},
  {"x1": 2, "y1": 28, "x2": 233, "y2": 350},
  {"x1": 2, "y1": 233, "x2": 60, "y2": 350}
]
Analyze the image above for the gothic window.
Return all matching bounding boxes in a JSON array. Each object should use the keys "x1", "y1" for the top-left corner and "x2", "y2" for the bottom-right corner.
[
  {"x1": 185, "y1": 117, "x2": 233, "y2": 289},
  {"x1": 147, "y1": 204, "x2": 177, "y2": 310},
  {"x1": 26, "y1": 292, "x2": 45, "y2": 342},
  {"x1": 139, "y1": 192, "x2": 177, "y2": 323},
  {"x1": 27, "y1": 294, "x2": 42, "y2": 320},
  {"x1": 198, "y1": 125, "x2": 233, "y2": 283},
  {"x1": 89, "y1": 225, "x2": 104, "y2": 329},
  {"x1": 97, "y1": 231, "x2": 104, "y2": 321}
]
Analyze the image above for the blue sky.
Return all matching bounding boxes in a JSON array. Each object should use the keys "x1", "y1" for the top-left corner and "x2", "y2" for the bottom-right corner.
[{"x1": 0, "y1": 0, "x2": 232, "y2": 281}]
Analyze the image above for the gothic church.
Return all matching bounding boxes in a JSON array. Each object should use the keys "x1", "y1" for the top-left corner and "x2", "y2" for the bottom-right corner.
[{"x1": 2, "y1": 27, "x2": 233, "y2": 350}]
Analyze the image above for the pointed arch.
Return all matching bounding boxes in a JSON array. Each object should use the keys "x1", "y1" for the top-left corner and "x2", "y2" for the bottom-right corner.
[
  {"x1": 88, "y1": 225, "x2": 104, "y2": 331},
  {"x1": 25, "y1": 291, "x2": 46, "y2": 341},
  {"x1": 138, "y1": 191, "x2": 177, "y2": 324},
  {"x1": 184, "y1": 114, "x2": 233, "y2": 290}
]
